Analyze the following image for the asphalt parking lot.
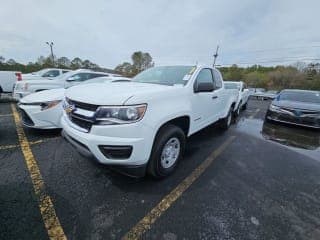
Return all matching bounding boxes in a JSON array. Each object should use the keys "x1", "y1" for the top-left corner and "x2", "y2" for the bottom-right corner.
[{"x1": 1, "y1": 98, "x2": 320, "y2": 240}]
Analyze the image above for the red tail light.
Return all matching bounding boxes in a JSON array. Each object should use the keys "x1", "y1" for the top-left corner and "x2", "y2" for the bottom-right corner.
[{"x1": 15, "y1": 72, "x2": 22, "y2": 81}]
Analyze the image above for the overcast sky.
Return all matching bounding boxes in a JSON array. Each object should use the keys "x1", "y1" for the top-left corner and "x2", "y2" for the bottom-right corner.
[{"x1": 1, "y1": 0, "x2": 319, "y2": 68}]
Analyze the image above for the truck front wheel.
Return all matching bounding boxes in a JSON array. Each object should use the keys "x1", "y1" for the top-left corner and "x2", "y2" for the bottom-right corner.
[{"x1": 147, "y1": 124, "x2": 186, "y2": 178}]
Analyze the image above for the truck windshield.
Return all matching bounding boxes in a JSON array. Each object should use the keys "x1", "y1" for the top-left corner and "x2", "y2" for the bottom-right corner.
[
  {"x1": 132, "y1": 66, "x2": 195, "y2": 86},
  {"x1": 224, "y1": 82, "x2": 240, "y2": 90}
]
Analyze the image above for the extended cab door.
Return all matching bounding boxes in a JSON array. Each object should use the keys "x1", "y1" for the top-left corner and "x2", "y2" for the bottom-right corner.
[{"x1": 191, "y1": 68, "x2": 222, "y2": 131}]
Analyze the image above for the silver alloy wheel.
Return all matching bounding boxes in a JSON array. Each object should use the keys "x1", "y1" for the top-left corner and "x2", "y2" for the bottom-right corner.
[
  {"x1": 227, "y1": 111, "x2": 232, "y2": 126},
  {"x1": 160, "y1": 137, "x2": 181, "y2": 169}
]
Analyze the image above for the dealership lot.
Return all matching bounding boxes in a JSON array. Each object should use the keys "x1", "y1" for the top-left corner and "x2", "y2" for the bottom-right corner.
[{"x1": 1, "y1": 99, "x2": 319, "y2": 240}]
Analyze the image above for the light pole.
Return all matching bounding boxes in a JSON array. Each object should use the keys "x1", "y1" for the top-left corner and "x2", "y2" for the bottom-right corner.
[{"x1": 46, "y1": 41, "x2": 54, "y2": 65}]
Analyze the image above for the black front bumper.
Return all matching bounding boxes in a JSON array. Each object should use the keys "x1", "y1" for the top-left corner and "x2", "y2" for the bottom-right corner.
[
  {"x1": 266, "y1": 110, "x2": 320, "y2": 129},
  {"x1": 61, "y1": 130, "x2": 147, "y2": 178}
]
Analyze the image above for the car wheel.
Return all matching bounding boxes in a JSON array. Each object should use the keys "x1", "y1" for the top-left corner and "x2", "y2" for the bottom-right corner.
[
  {"x1": 147, "y1": 124, "x2": 186, "y2": 178},
  {"x1": 235, "y1": 101, "x2": 242, "y2": 116},
  {"x1": 242, "y1": 102, "x2": 247, "y2": 110},
  {"x1": 221, "y1": 106, "x2": 233, "y2": 130}
]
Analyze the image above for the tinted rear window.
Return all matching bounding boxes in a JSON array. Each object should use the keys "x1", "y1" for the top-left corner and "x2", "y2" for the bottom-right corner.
[{"x1": 278, "y1": 91, "x2": 320, "y2": 104}]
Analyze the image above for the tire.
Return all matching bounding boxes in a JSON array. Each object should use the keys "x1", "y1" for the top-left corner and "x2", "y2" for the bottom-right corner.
[
  {"x1": 242, "y1": 102, "x2": 247, "y2": 110},
  {"x1": 221, "y1": 106, "x2": 233, "y2": 130},
  {"x1": 235, "y1": 101, "x2": 242, "y2": 117},
  {"x1": 147, "y1": 124, "x2": 186, "y2": 178}
]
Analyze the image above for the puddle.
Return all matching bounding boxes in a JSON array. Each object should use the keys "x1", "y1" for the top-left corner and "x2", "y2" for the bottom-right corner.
[{"x1": 235, "y1": 117, "x2": 320, "y2": 161}]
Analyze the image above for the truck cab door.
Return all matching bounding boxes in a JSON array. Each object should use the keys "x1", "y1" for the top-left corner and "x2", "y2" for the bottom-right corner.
[{"x1": 191, "y1": 68, "x2": 220, "y2": 131}]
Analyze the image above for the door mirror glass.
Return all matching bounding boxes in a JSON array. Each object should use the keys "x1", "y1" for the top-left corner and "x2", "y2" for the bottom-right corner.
[{"x1": 194, "y1": 82, "x2": 214, "y2": 93}]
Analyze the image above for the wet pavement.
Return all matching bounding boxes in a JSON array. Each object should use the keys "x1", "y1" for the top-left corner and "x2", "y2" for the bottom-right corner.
[{"x1": 1, "y1": 98, "x2": 320, "y2": 240}]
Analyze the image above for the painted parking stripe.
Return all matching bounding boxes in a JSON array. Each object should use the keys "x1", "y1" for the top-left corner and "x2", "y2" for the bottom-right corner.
[
  {"x1": 0, "y1": 140, "x2": 43, "y2": 150},
  {"x1": 249, "y1": 108, "x2": 260, "y2": 119},
  {"x1": 0, "y1": 113, "x2": 13, "y2": 117},
  {"x1": 122, "y1": 135, "x2": 236, "y2": 240},
  {"x1": 11, "y1": 104, "x2": 67, "y2": 240},
  {"x1": 0, "y1": 137, "x2": 60, "y2": 151}
]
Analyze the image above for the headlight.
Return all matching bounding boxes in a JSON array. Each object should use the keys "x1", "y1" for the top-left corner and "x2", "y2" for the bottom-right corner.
[
  {"x1": 40, "y1": 100, "x2": 61, "y2": 111},
  {"x1": 95, "y1": 104, "x2": 147, "y2": 125},
  {"x1": 23, "y1": 83, "x2": 28, "y2": 90},
  {"x1": 269, "y1": 104, "x2": 281, "y2": 111}
]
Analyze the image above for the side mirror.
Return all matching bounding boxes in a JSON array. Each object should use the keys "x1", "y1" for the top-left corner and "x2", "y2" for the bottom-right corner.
[
  {"x1": 194, "y1": 82, "x2": 214, "y2": 93},
  {"x1": 66, "y1": 78, "x2": 76, "y2": 82}
]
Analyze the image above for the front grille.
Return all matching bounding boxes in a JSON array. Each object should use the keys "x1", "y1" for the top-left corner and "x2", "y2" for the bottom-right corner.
[
  {"x1": 18, "y1": 108, "x2": 34, "y2": 126},
  {"x1": 67, "y1": 98, "x2": 99, "y2": 111},
  {"x1": 68, "y1": 114, "x2": 93, "y2": 132}
]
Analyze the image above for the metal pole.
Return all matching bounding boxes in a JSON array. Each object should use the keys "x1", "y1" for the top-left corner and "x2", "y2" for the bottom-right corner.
[
  {"x1": 213, "y1": 45, "x2": 219, "y2": 68},
  {"x1": 46, "y1": 42, "x2": 54, "y2": 66}
]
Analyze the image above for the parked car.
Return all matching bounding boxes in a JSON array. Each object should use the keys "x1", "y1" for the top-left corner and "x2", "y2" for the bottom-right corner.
[
  {"x1": 61, "y1": 65, "x2": 238, "y2": 178},
  {"x1": 13, "y1": 69, "x2": 113, "y2": 100},
  {"x1": 265, "y1": 89, "x2": 320, "y2": 129},
  {"x1": 0, "y1": 71, "x2": 21, "y2": 97},
  {"x1": 18, "y1": 76, "x2": 131, "y2": 129},
  {"x1": 224, "y1": 81, "x2": 249, "y2": 115},
  {"x1": 250, "y1": 88, "x2": 267, "y2": 99},
  {"x1": 21, "y1": 68, "x2": 70, "y2": 81}
]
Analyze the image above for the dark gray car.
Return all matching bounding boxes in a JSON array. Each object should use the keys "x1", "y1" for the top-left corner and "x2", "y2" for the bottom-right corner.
[{"x1": 265, "y1": 89, "x2": 320, "y2": 129}]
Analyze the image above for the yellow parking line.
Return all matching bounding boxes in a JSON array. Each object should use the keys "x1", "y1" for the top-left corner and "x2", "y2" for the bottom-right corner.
[
  {"x1": 0, "y1": 137, "x2": 59, "y2": 151},
  {"x1": 0, "y1": 140, "x2": 43, "y2": 150},
  {"x1": 0, "y1": 113, "x2": 13, "y2": 117},
  {"x1": 249, "y1": 108, "x2": 260, "y2": 119},
  {"x1": 11, "y1": 104, "x2": 67, "y2": 240},
  {"x1": 122, "y1": 135, "x2": 236, "y2": 240}
]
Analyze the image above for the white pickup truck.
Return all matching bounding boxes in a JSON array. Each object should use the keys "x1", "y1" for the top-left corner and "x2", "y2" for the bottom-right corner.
[
  {"x1": 21, "y1": 68, "x2": 70, "y2": 81},
  {"x1": 13, "y1": 69, "x2": 112, "y2": 100},
  {"x1": 224, "y1": 81, "x2": 249, "y2": 116},
  {"x1": 0, "y1": 71, "x2": 21, "y2": 97},
  {"x1": 61, "y1": 65, "x2": 238, "y2": 178}
]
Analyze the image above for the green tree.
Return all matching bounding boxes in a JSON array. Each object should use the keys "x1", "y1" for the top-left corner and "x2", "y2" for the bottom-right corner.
[
  {"x1": 115, "y1": 51, "x2": 154, "y2": 77},
  {"x1": 71, "y1": 57, "x2": 83, "y2": 69}
]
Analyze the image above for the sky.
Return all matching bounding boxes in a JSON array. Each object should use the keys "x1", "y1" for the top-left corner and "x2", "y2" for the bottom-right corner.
[{"x1": 1, "y1": 0, "x2": 320, "y2": 68}]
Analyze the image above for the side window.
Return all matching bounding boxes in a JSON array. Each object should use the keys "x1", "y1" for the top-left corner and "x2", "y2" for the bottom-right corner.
[
  {"x1": 42, "y1": 70, "x2": 60, "y2": 77},
  {"x1": 67, "y1": 73, "x2": 89, "y2": 81},
  {"x1": 89, "y1": 73, "x2": 108, "y2": 79},
  {"x1": 62, "y1": 70, "x2": 70, "y2": 74},
  {"x1": 195, "y1": 68, "x2": 214, "y2": 85},
  {"x1": 212, "y1": 69, "x2": 222, "y2": 89}
]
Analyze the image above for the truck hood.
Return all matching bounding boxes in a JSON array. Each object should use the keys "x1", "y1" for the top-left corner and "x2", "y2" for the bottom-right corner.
[
  {"x1": 20, "y1": 88, "x2": 65, "y2": 103},
  {"x1": 272, "y1": 100, "x2": 320, "y2": 112},
  {"x1": 65, "y1": 82, "x2": 175, "y2": 105}
]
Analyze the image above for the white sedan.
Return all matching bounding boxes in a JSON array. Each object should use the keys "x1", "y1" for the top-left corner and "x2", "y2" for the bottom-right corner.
[{"x1": 17, "y1": 77, "x2": 131, "y2": 129}]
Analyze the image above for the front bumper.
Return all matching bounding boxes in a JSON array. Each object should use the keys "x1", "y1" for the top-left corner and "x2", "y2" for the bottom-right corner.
[
  {"x1": 266, "y1": 110, "x2": 320, "y2": 129},
  {"x1": 61, "y1": 114, "x2": 154, "y2": 167},
  {"x1": 13, "y1": 91, "x2": 31, "y2": 100},
  {"x1": 18, "y1": 103, "x2": 63, "y2": 129}
]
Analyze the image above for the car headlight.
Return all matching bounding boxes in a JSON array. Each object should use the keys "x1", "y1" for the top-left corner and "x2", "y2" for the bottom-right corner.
[
  {"x1": 40, "y1": 100, "x2": 61, "y2": 111},
  {"x1": 95, "y1": 104, "x2": 147, "y2": 125},
  {"x1": 23, "y1": 83, "x2": 28, "y2": 90},
  {"x1": 269, "y1": 104, "x2": 281, "y2": 111}
]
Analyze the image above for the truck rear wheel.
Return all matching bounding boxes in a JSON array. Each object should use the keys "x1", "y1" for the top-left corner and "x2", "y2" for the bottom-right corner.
[
  {"x1": 147, "y1": 124, "x2": 186, "y2": 178},
  {"x1": 221, "y1": 106, "x2": 233, "y2": 130}
]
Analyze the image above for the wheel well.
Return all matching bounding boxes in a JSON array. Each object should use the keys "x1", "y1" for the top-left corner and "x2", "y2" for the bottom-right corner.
[
  {"x1": 231, "y1": 102, "x2": 236, "y2": 110},
  {"x1": 158, "y1": 116, "x2": 190, "y2": 136}
]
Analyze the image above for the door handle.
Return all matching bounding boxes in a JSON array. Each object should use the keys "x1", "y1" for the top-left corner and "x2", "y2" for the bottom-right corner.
[{"x1": 212, "y1": 96, "x2": 218, "y2": 99}]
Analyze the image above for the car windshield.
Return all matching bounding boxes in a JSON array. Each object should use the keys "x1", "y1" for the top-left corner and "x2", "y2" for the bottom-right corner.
[
  {"x1": 224, "y1": 82, "x2": 240, "y2": 90},
  {"x1": 132, "y1": 66, "x2": 195, "y2": 86},
  {"x1": 279, "y1": 91, "x2": 320, "y2": 104}
]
